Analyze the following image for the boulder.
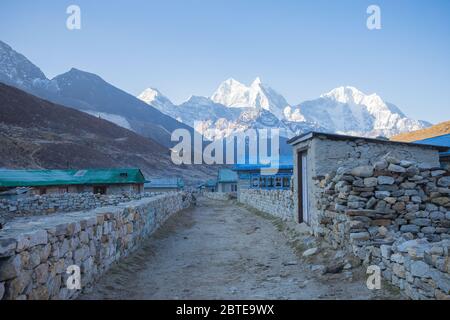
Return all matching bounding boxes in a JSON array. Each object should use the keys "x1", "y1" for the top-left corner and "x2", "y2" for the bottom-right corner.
[
  {"x1": 351, "y1": 166, "x2": 374, "y2": 178},
  {"x1": 378, "y1": 176, "x2": 395, "y2": 185},
  {"x1": 388, "y1": 164, "x2": 406, "y2": 173}
]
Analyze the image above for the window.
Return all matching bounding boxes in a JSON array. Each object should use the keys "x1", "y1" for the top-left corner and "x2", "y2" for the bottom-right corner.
[
  {"x1": 283, "y1": 177, "x2": 290, "y2": 188},
  {"x1": 259, "y1": 176, "x2": 266, "y2": 188},
  {"x1": 251, "y1": 176, "x2": 259, "y2": 188},
  {"x1": 275, "y1": 177, "x2": 282, "y2": 188},
  {"x1": 267, "y1": 177, "x2": 274, "y2": 188}
]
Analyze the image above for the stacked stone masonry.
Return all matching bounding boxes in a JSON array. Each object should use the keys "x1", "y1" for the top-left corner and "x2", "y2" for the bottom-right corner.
[
  {"x1": 203, "y1": 192, "x2": 236, "y2": 201},
  {"x1": 314, "y1": 156, "x2": 450, "y2": 299},
  {"x1": 238, "y1": 189, "x2": 294, "y2": 221},
  {"x1": 0, "y1": 192, "x2": 192, "y2": 300},
  {"x1": 0, "y1": 192, "x2": 161, "y2": 217}
]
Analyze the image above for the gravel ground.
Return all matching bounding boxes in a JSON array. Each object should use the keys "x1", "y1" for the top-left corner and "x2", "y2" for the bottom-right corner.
[{"x1": 80, "y1": 197, "x2": 404, "y2": 300}]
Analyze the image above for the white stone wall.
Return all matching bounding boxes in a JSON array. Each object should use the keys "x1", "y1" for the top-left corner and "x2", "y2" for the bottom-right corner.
[
  {"x1": 238, "y1": 189, "x2": 294, "y2": 221},
  {"x1": 0, "y1": 192, "x2": 192, "y2": 300},
  {"x1": 203, "y1": 192, "x2": 235, "y2": 201}
]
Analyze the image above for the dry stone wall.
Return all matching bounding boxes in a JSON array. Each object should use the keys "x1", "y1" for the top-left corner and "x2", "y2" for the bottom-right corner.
[
  {"x1": 203, "y1": 192, "x2": 236, "y2": 201},
  {"x1": 314, "y1": 155, "x2": 450, "y2": 299},
  {"x1": 238, "y1": 189, "x2": 294, "y2": 221},
  {"x1": 0, "y1": 192, "x2": 160, "y2": 217},
  {"x1": 0, "y1": 192, "x2": 192, "y2": 300}
]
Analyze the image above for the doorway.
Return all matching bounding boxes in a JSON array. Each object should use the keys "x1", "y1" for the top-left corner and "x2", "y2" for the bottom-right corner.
[{"x1": 297, "y1": 151, "x2": 309, "y2": 224}]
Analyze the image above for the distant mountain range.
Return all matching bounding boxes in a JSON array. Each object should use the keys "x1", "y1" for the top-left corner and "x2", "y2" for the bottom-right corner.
[
  {"x1": 139, "y1": 78, "x2": 431, "y2": 140},
  {"x1": 0, "y1": 38, "x2": 432, "y2": 158},
  {"x1": 0, "y1": 40, "x2": 192, "y2": 148}
]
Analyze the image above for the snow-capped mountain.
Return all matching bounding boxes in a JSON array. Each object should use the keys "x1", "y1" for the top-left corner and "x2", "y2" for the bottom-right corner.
[
  {"x1": 211, "y1": 77, "x2": 289, "y2": 119},
  {"x1": 291, "y1": 86, "x2": 430, "y2": 137},
  {"x1": 139, "y1": 79, "x2": 430, "y2": 140}
]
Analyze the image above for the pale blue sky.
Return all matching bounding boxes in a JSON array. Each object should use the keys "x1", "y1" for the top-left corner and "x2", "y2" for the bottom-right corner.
[{"x1": 0, "y1": 0, "x2": 449, "y2": 123}]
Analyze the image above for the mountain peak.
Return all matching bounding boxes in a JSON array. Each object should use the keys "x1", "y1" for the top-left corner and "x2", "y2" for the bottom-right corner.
[
  {"x1": 251, "y1": 77, "x2": 262, "y2": 86},
  {"x1": 321, "y1": 86, "x2": 369, "y2": 104}
]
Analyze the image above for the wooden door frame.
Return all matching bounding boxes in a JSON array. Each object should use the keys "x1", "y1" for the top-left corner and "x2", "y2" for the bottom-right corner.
[{"x1": 297, "y1": 151, "x2": 304, "y2": 223}]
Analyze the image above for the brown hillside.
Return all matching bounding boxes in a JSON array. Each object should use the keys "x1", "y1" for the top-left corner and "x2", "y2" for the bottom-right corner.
[
  {"x1": 0, "y1": 83, "x2": 216, "y2": 183},
  {"x1": 391, "y1": 120, "x2": 450, "y2": 142}
]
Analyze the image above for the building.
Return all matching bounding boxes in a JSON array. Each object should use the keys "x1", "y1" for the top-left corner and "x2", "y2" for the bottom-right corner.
[
  {"x1": 233, "y1": 156, "x2": 293, "y2": 192},
  {"x1": 216, "y1": 169, "x2": 238, "y2": 193},
  {"x1": 0, "y1": 168, "x2": 145, "y2": 195},
  {"x1": 144, "y1": 177, "x2": 184, "y2": 192},
  {"x1": 287, "y1": 131, "x2": 448, "y2": 226},
  {"x1": 414, "y1": 133, "x2": 450, "y2": 170},
  {"x1": 204, "y1": 179, "x2": 217, "y2": 192}
]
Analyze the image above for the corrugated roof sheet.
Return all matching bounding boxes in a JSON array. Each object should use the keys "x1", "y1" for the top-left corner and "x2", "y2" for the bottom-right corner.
[
  {"x1": 415, "y1": 133, "x2": 450, "y2": 156},
  {"x1": 205, "y1": 179, "x2": 217, "y2": 187},
  {"x1": 144, "y1": 178, "x2": 184, "y2": 189},
  {"x1": 218, "y1": 169, "x2": 238, "y2": 183},
  {"x1": 0, "y1": 168, "x2": 145, "y2": 188}
]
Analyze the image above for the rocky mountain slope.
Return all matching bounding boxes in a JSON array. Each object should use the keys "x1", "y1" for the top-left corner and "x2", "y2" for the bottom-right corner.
[{"x1": 0, "y1": 83, "x2": 216, "y2": 183}]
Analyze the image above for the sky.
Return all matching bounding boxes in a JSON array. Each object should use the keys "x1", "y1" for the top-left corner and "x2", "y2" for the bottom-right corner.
[{"x1": 0, "y1": 0, "x2": 449, "y2": 123}]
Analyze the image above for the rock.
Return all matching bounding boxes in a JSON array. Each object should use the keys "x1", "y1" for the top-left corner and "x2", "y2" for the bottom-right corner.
[
  {"x1": 0, "y1": 238, "x2": 17, "y2": 257},
  {"x1": 385, "y1": 156, "x2": 400, "y2": 165},
  {"x1": 302, "y1": 247, "x2": 319, "y2": 257},
  {"x1": 28, "y1": 230, "x2": 48, "y2": 247},
  {"x1": 0, "y1": 282, "x2": 4, "y2": 300},
  {"x1": 418, "y1": 163, "x2": 432, "y2": 171},
  {"x1": 0, "y1": 255, "x2": 22, "y2": 281},
  {"x1": 411, "y1": 196, "x2": 422, "y2": 203},
  {"x1": 374, "y1": 160, "x2": 388, "y2": 170},
  {"x1": 350, "y1": 232, "x2": 370, "y2": 242},
  {"x1": 388, "y1": 164, "x2": 406, "y2": 173},
  {"x1": 431, "y1": 170, "x2": 446, "y2": 177},
  {"x1": 311, "y1": 265, "x2": 326, "y2": 274},
  {"x1": 431, "y1": 197, "x2": 450, "y2": 206},
  {"x1": 351, "y1": 166, "x2": 374, "y2": 178},
  {"x1": 437, "y1": 176, "x2": 450, "y2": 188},
  {"x1": 393, "y1": 263, "x2": 406, "y2": 278},
  {"x1": 365, "y1": 197, "x2": 377, "y2": 209},
  {"x1": 400, "y1": 160, "x2": 414, "y2": 167},
  {"x1": 380, "y1": 245, "x2": 391, "y2": 258},
  {"x1": 375, "y1": 191, "x2": 390, "y2": 199},
  {"x1": 378, "y1": 176, "x2": 395, "y2": 185},
  {"x1": 282, "y1": 261, "x2": 298, "y2": 266},
  {"x1": 384, "y1": 197, "x2": 397, "y2": 204},
  {"x1": 411, "y1": 218, "x2": 431, "y2": 227},
  {"x1": 400, "y1": 225, "x2": 420, "y2": 233},
  {"x1": 34, "y1": 263, "x2": 49, "y2": 284},
  {"x1": 410, "y1": 261, "x2": 430, "y2": 278},
  {"x1": 364, "y1": 177, "x2": 378, "y2": 187},
  {"x1": 325, "y1": 261, "x2": 346, "y2": 274}
]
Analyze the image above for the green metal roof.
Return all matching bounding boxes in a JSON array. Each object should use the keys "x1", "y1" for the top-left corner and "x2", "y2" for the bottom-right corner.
[
  {"x1": 217, "y1": 169, "x2": 238, "y2": 183},
  {"x1": 0, "y1": 168, "x2": 145, "y2": 188},
  {"x1": 144, "y1": 178, "x2": 184, "y2": 189}
]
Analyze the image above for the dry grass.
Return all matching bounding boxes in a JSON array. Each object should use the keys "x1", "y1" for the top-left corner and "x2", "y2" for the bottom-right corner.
[{"x1": 391, "y1": 120, "x2": 450, "y2": 142}]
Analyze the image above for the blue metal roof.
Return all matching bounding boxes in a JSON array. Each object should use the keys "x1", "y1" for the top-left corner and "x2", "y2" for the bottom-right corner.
[
  {"x1": 205, "y1": 179, "x2": 217, "y2": 187},
  {"x1": 233, "y1": 155, "x2": 293, "y2": 171},
  {"x1": 414, "y1": 133, "x2": 450, "y2": 156},
  {"x1": 217, "y1": 169, "x2": 238, "y2": 183},
  {"x1": 144, "y1": 178, "x2": 184, "y2": 189}
]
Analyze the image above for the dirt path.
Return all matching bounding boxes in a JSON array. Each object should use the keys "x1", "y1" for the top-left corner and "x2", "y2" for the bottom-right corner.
[{"x1": 80, "y1": 197, "x2": 403, "y2": 300}]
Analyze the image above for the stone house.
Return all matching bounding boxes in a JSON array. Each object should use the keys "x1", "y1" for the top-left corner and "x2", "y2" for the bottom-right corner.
[
  {"x1": 0, "y1": 168, "x2": 145, "y2": 195},
  {"x1": 287, "y1": 132, "x2": 449, "y2": 228},
  {"x1": 144, "y1": 177, "x2": 184, "y2": 192},
  {"x1": 216, "y1": 169, "x2": 238, "y2": 193}
]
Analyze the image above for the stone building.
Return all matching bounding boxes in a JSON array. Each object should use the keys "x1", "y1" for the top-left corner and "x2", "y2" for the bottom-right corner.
[
  {"x1": 287, "y1": 132, "x2": 448, "y2": 228},
  {"x1": 144, "y1": 177, "x2": 184, "y2": 192},
  {"x1": 0, "y1": 168, "x2": 145, "y2": 196},
  {"x1": 216, "y1": 169, "x2": 238, "y2": 193}
]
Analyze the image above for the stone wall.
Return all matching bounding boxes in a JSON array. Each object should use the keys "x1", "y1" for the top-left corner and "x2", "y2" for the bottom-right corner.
[
  {"x1": 0, "y1": 192, "x2": 192, "y2": 300},
  {"x1": 238, "y1": 189, "x2": 294, "y2": 221},
  {"x1": 203, "y1": 192, "x2": 236, "y2": 201},
  {"x1": 313, "y1": 155, "x2": 450, "y2": 299},
  {"x1": 0, "y1": 192, "x2": 160, "y2": 217}
]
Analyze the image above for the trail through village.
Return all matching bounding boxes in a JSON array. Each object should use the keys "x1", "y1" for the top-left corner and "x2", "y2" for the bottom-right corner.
[{"x1": 80, "y1": 197, "x2": 404, "y2": 300}]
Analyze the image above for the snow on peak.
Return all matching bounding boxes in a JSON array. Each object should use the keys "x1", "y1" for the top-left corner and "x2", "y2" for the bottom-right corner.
[
  {"x1": 138, "y1": 87, "x2": 175, "y2": 113},
  {"x1": 321, "y1": 86, "x2": 367, "y2": 104},
  {"x1": 210, "y1": 77, "x2": 288, "y2": 119}
]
